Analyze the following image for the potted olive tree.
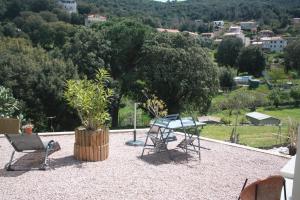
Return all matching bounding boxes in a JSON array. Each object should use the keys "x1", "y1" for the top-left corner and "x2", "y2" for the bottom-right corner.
[{"x1": 64, "y1": 69, "x2": 113, "y2": 161}]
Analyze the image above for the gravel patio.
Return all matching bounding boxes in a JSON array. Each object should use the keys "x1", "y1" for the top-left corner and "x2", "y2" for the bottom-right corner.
[{"x1": 0, "y1": 131, "x2": 288, "y2": 200}]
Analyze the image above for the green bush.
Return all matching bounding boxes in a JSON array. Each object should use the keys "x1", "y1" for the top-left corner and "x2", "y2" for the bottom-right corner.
[
  {"x1": 290, "y1": 86, "x2": 300, "y2": 106},
  {"x1": 64, "y1": 69, "x2": 113, "y2": 130},
  {"x1": 221, "y1": 117, "x2": 231, "y2": 125},
  {"x1": 0, "y1": 85, "x2": 20, "y2": 117},
  {"x1": 218, "y1": 66, "x2": 236, "y2": 90}
]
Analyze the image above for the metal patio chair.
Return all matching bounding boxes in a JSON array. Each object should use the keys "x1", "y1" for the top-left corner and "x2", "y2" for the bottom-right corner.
[
  {"x1": 0, "y1": 118, "x2": 60, "y2": 171},
  {"x1": 239, "y1": 175, "x2": 287, "y2": 200},
  {"x1": 141, "y1": 114, "x2": 179, "y2": 157}
]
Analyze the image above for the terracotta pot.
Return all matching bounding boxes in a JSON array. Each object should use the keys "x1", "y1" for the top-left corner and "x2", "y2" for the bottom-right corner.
[{"x1": 24, "y1": 126, "x2": 33, "y2": 134}]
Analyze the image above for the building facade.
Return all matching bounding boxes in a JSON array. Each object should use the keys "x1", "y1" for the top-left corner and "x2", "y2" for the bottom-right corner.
[
  {"x1": 85, "y1": 15, "x2": 107, "y2": 26},
  {"x1": 261, "y1": 37, "x2": 287, "y2": 52},
  {"x1": 213, "y1": 21, "x2": 224, "y2": 29},
  {"x1": 240, "y1": 21, "x2": 257, "y2": 31},
  {"x1": 58, "y1": 0, "x2": 77, "y2": 13}
]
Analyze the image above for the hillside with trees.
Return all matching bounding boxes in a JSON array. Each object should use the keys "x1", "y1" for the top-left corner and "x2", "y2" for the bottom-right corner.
[{"x1": 79, "y1": 0, "x2": 300, "y2": 31}]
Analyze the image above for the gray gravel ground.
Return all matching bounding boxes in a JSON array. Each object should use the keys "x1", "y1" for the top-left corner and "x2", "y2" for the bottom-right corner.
[{"x1": 0, "y1": 132, "x2": 288, "y2": 200}]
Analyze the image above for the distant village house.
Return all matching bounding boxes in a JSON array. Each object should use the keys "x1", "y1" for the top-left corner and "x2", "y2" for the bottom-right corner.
[
  {"x1": 157, "y1": 28, "x2": 180, "y2": 33},
  {"x1": 58, "y1": 0, "x2": 77, "y2": 13},
  {"x1": 85, "y1": 14, "x2": 107, "y2": 26},
  {"x1": 240, "y1": 21, "x2": 257, "y2": 32},
  {"x1": 157, "y1": 28, "x2": 198, "y2": 37},
  {"x1": 259, "y1": 30, "x2": 274, "y2": 38},
  {"x1": 260, "y1": 36, "x2": 287, "y2": 52},
  {"x1": 213, "y1": 20, "x2": 224, "y2": 29},
  {"x1": 293, "y1": 18, "x2": 300, "y2": 24},
  {"x1": 224, "y1": 25, "x2": 249, "y2": 46}
]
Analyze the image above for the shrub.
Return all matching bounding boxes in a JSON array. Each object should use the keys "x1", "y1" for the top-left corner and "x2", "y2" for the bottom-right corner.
[
  {"x1": 0, "y1": 85, "x2": 20, "y2": 117},
  {"x1": 218, "y1": 66, "x2": 236, "y2": 90},
  {"x1": 64, "y1": 69, "x2": 113, "y2": 130},
  {"x1": 221, "y1": 117, "x2": 231, "y2": 125},
  {"x1": 290, "y1": 86, "x2": 300, "y2": 106}
]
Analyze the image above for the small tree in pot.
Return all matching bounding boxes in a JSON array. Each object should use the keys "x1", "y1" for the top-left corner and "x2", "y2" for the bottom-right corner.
[{"x1": 64, "y1": 69, "x2": 113, "y2": 161}]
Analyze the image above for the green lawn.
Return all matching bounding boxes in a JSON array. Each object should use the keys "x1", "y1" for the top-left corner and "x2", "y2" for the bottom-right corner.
[
  {"x1": 202, "y1": 125, "x2": 289, "y2": 148},
  {"x1": 203, "y1": 107, "x2": 300, "y2": 148}
]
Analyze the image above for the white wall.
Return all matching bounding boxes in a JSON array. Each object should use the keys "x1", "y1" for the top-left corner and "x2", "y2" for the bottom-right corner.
[{"x1": 292, "y1": 127, "x2": 300, "y2": 199}]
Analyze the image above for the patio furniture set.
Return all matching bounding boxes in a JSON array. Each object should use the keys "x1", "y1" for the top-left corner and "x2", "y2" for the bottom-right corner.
[{"x1": 0, "y1": 116, "x2": 292, "y2": 199}]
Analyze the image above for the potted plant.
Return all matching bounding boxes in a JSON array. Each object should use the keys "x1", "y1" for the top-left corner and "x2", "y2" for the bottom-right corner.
[
  {"x1": 22, "y1": 123, "x2": 34, "y2": 134},
  {"x1": 287, "y1": 117, "x2": 298, "y2": 156},
  {"x1": 64, "y1": 69, "x2": 113, "y2": 161}
]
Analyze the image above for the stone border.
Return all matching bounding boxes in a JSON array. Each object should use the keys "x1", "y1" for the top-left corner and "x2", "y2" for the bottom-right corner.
[{"x1": 0, "y1": 128, "x2": 291, "y2": 158}]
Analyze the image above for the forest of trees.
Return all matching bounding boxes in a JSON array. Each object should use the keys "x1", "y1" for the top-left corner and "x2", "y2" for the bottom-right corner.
[
  {"x1": 1, "y1": 0, "x2": 300, "y2": 33},
  {"x1": 0, "y1": 0, "x2": 300, "y2": 131}
]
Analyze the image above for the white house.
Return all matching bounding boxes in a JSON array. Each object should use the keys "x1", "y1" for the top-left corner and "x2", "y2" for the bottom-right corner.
[
  {"x1": 228, "y1": 25, "x2": 241, "y2": 33},
  {"x1": 259, "y1": 30, "x2": 274, "y2": 38},
  {"x1": 58, "y1": 0, "x2": 77, "y2": 13},
  {"x1": 224, "y1": 26, "x2": 246, "y2": 45},
  {"x1": 240, "y1": 21, "x2": 257, "y2": 31},
  {"x1": 260, "y1": 36, "x2": 287, "y2": 52},
  {"x1": 213, "y1": 20, "x2": 224, "y2": 29},
  {"x1": 293, "y1": 18, "x2": 300, "y2": 23},
  {"x1": 85, "y1": 14, "x2": 107, "y2": 26}
]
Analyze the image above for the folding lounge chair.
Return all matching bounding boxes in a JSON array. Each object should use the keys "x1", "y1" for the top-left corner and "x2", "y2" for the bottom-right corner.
[
  {"x1": 4, "y1": 133, "x2": 59, "y2": 170},
  {"x1": 239, "y1": 175, "x2": 287, "y2": 200},
  {"x1": 0, "y1": 118, "x2": 60, "y2": 171}
]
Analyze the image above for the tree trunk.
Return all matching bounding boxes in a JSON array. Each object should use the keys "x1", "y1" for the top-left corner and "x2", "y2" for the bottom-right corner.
[{"x1": 111, "y1": 105, "x2": 119, "y2": 128}]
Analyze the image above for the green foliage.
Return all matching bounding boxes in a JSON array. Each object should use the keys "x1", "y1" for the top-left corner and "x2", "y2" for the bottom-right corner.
[
  {"x1": 0, "y1": 85, "x2": 20, "y2": 117},
  {"x1": 218, "y1": 66, "x2": 236, "y2": 90},
  {"x1": 216, "y1": 37, "x2": 243, "y2": 68},
  {"x1": 142, "y1": 94, "x2": 168, "y2": 117},
  {"x1": 284, "y1": 39, "x2": 300, "y2": 73},
  {"x1": 290, "y1": 86, "x2": 300, "y2": 106},
  {"x1": 237, "y1": 46, "x2": 266, "y2": 77},
  {"x1": 63, "y1": 27, "x2": 110, "y2": 78},
  {"x1": 64, "y1": 69, "x2": 114, "y2": 130},
  {"x1": 97, "y1": 18, "x2": 153, "y2": 80},
  {"x1": 81, "y1": 0, "x2": 297, "y2": 32},
  {"x1": 13, "y1": 11, "x2": 76, "y2": 49},
  {"x1": 268, "y1": 68, "x2": 287, "y2": 83},
  {"x1": 95, "y1": 18, "x2": 153, "y2": 127},
  {"x1": 287, "y1": 117, "x2": 299, "y2": 155},
  {"x1": 138, "y1": 32, "x2": 218, "y2": 114},
  {"x1": 0, "y1": 37, "x2": 78, "y2": 130},
  {"x1": 220, "y1": 117, "x2": 231, "y2": 125},
  {"x1": 268, "y1": 88, "x2": 284, "y2": 108}
]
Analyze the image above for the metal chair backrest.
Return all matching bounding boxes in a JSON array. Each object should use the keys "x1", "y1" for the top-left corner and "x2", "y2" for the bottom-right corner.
[
  {"x1": 239, "y1": 175, "x2": 286, "y2": 200},
  {"x1": 0, "y1": 118, "x2": 20, "y2": 134},
  {"x1": 5, "y1": 134, "x2": 46, "y2": 152}
]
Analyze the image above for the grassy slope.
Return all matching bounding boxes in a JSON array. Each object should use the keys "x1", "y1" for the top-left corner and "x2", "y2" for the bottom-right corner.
[{"x1": 203, "y1": 105, "x2": 300, "y2": 148}]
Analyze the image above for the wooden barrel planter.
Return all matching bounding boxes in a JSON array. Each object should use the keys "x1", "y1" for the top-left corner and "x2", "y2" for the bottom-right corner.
[{"x1": 74, "y1": 127, "x2": 109, "y2": 161}]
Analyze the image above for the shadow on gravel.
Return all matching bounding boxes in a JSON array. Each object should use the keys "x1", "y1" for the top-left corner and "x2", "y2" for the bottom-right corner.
[
  {"x1": 0, "y1": 154, "x2": 83, "y2": 177},
  {"x1": 49, "y1": 155, "x2": 84, "y2": 169},
  {"x1": 138, "y1": 149, "x2": 194, "y2": 165},
  {"x1": 0, "y1": 168, "x2": 27, "y2": 177}
]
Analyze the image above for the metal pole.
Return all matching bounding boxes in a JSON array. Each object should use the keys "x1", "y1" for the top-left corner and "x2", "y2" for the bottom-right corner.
[
  {"x1": 134, "y1": 102, "x2": 137, "y2": 142},
  {"x1": 125, "y1": 102, "x2": 144, "y2": 146}
]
